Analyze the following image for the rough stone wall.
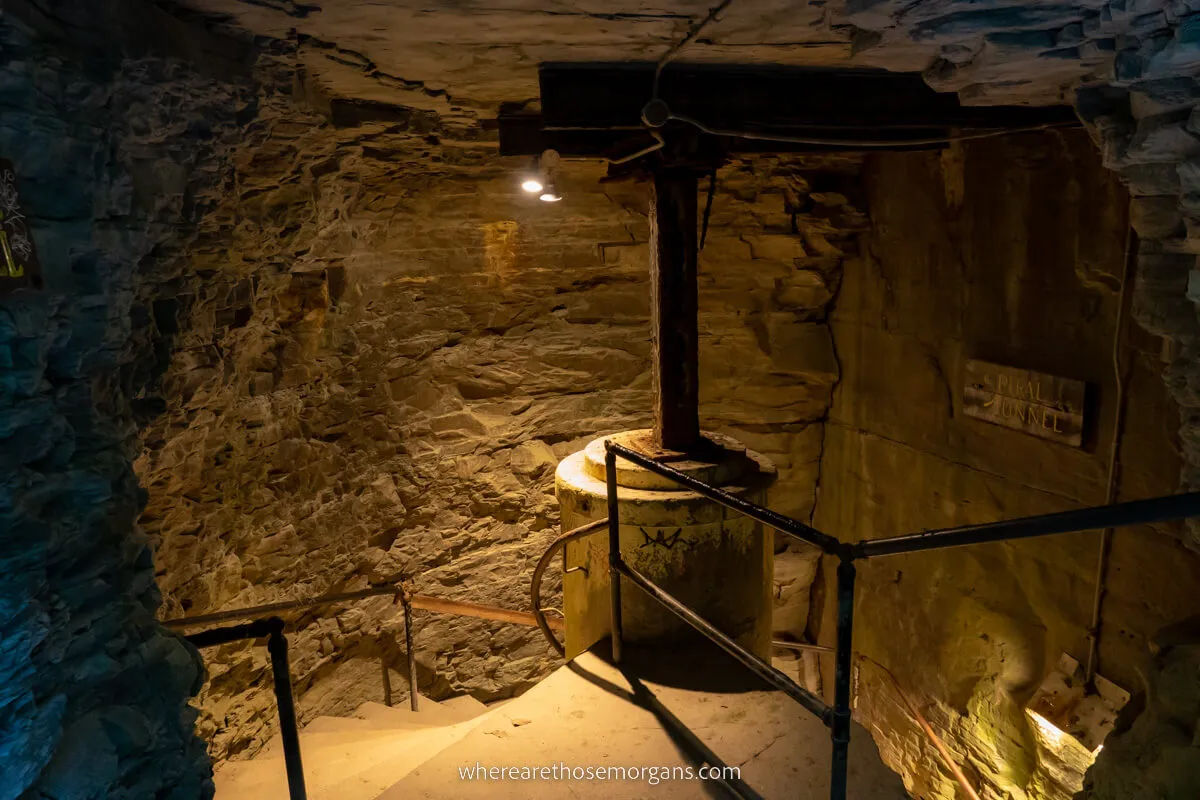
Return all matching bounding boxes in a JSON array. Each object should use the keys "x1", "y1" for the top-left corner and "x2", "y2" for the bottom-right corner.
[
  {"x1": 1074, "y1": 27, "x2": 1200, "y2": 552},
  {"x1": 132, "y1": 61, "x2": 866, "y2": 758},
  {"x1": 0, "y1": 15, "x2": 253, "y2": 800},
  {"x1": 811, "y1": 130, "x2": 1200, "y2": 800},
  {"x1": 1077, "y1": 615, "x2": 1200, "y2": 799},
  {"x1": 839, "y1": 0, "x2": 1200, "y2": 541}
]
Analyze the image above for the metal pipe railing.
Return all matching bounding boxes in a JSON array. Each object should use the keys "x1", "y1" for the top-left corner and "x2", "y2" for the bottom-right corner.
[
  {"x1": 531, "y1": 518, "x2": 609, "y2": 657},
  {"x1": 599, "y1": 437, "x2": 1200, "y2": 800},
  {"x1": 164, "y1": 587, "x2": 557, "y2": 631},
  {"x1": 829, "y1": 559, "x2": 856, "y2": 800},
  {"x1": 605, "y1": 441, "x2": 843, "y2": 554},
  {"x1": 402, "y1": 594, "x2": 419, "y2": 712},
  {"x1": 615, "y1": 558, "x2": 832, "y2": 724},
  {"x1": 856, "y1": 491, "x2": 1200, "y2": 558},
  {"x1": 186, "y1": 618, "x2": 307, "y2": 800},
  {"x1": 177, "y1": 587, "x2": 557, "y2": 798}
]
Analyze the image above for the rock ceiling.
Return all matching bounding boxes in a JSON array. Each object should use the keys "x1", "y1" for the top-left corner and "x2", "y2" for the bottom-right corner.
[{"x1": 178, "y1": 0, "x2": 1113, "y2": 116}]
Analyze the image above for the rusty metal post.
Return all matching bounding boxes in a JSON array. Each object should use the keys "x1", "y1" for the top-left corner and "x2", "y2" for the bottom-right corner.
[
  {"x1": 649, "y1": 167, "x2": 701, "y2": 452},
  {"x1": 402, "y1": 591, "x2": 419, "y2": 711},
  {"x1": 381, "y1": 653, "x2": 393, "y2": 707}
]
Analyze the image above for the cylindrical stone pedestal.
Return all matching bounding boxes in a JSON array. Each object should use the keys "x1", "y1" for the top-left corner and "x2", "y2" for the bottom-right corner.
[{"x1": 555, "y1": 429, "x2": 777, "y2": 660}]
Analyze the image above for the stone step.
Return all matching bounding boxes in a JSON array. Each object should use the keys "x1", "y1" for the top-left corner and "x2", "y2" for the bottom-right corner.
[
  {"x1": 251, "y1": 693, "x2": 488, "y2": 759},
  {"x1": 354, "y1": 696, "x2": 489, "y2": 729},
  {"x1": 218, "y1": 643, "x2": 910, "y2": 800},
  {"x1": 215, "y1": 717, "x2": 487, "y2": 800},
  {"x1": 377, "y1": 644, "x2": 912, "y2": 799}
]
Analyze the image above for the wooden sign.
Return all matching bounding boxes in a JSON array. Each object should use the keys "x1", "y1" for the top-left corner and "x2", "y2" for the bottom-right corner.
[
  {"x1": 0, "y1": 159, "x2": 42, "y2": 294},
  {"x1": 963, "y1": 359, "x2": 1085, "y2": 447}
]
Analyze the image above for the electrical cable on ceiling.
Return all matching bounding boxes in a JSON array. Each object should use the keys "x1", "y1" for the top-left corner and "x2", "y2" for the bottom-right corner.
[
  {"x1": 667, "y1": 112, "x2": 1080, "y2": 148},
  {"x1": 653, "y1": 0, "x2": 739, "y2": 98},
  {"x1": 613, "y1": 0, "x2": 1076, "y2": 159}
]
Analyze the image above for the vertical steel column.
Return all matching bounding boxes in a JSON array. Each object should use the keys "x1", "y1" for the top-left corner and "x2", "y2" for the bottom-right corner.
[
  {"x1": 403, "y1": 597, "x2": 419, "y2": 711},
  {"x1": 649, "y1": 168, "x2": 701, "y2": 452},
  {"x1": 606, "y1": 448, "x2": 624, "y2": 663},
  {"x1": 265, "y1": 618, "x2": 307, "y2": 800},
  {"x1": 830, "y1": 558, "x2": 856, "y2": 800}
]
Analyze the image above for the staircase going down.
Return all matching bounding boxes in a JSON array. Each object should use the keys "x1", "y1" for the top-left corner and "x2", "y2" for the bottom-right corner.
[{"x1": 215, "y1": 642, "x2": 911, "y2": 799}]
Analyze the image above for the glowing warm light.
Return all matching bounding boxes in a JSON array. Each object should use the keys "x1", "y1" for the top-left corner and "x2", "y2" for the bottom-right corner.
[
  {"x1": 1026, "y1": 708, "x2": 1101, "y2": 773},
  {"x1": 539, "y1": 193, "x2": 562, "y2": 203},
  {"x1": 521, "y1": 179, "x2": 544, "y2": 193},
  {"x1": 1027, "y1": 710, "x2": 1067, "y2": 746}
]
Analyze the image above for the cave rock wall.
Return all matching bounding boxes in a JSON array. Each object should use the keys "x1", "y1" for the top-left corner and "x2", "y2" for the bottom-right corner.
[
  {"x1": 814, "y1": 130, "x2": 1200, "y2": 799},
  {"x1": 0, "y1": 16, "x2": 252, "y2": 800},
  {"x1": 135, "y1": 77, "x2": 867, "y2": 759}
]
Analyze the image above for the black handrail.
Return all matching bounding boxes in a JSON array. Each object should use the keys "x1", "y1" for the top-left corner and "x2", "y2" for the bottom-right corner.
[
  {"x1": 601, "y1": 439, "x2": 1200, "y2": 800},
  {"x1": 605, "y1": 441, "x2": 843, "y2": 554},
  {"x1": 177, "y1": 590, "x2": 556, "y2": 798},
  {"x1": 186, "y1": 618, "x2": 307, "y2": 800},
  {"x1": 858, "y1": 491, "x2": 1200, "y2": 557},
  {"x1": 616, "y1": 559, "x2": 832, "y2": 723}
]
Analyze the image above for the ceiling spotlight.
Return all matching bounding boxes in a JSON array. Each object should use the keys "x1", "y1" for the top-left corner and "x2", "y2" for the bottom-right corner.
[
  {"x1": 521, "y1": 178, "x2": 544, "y2": 194},
  {"x1": 539, "y1": 192, "x2": 562, "y2": 203}
]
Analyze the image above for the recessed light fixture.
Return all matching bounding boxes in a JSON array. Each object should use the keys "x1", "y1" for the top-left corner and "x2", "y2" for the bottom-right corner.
[{"x1": 519, "y1": 149, "x2": 563, "y2": 201}]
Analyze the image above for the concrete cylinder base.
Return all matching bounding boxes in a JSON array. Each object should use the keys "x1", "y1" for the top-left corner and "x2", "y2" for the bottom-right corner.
[{"x1": 554, "y1": 430, "x2": 777, "y2": 660}]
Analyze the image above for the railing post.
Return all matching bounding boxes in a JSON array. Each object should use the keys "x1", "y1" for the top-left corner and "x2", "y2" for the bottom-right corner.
[
  {"x1": 403, "y1": 594, "x2": 419, "y2": 711},
  {"x1": 830, "y1": 557, "x2": 856, "y2": 800},
  {"x1": 265, "y1": 617, "x2": 307, "y2": 800},
  {"x1": 605, "y1": 447, "x2": 624, "y2": 664},
  {"x1": 381, "y1": 652, "x2": 393, "y2": 707}
]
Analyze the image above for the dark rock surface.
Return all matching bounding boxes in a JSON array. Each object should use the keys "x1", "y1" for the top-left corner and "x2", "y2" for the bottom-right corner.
[
  {"x1": 1077, "y1": 615, "x2": 1200, "y2": 799},
  {"x1": 0, "y1": 15, "x2": 253, "y2": 800}
]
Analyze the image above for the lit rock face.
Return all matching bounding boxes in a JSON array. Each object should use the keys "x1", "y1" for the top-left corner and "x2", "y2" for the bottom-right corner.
[
  {"x1": 6, "y1": 2, "x2": 1200, "y2": 798},
  {"x1": 0, "y1": 17, "x2": 251, "y2": 800},
  {"x1": 168, "y1": 0, "x2": 1200, "y2": 557},
  {"x1": 1078, "y1": 616, "x2": 1200, "y2": 800},
  {"x1": 131, "y1": 63, "x2": 865, "y2": 758},
  {"x1": 817, "y1": 133, "x2": 1200, "y2": 800},
  {"x1": 832, "y1": 0, "x2": 1200, "y2": 560}
]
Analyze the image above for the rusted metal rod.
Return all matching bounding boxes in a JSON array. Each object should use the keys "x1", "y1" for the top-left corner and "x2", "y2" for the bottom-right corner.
[
  {"x1": 411, "y1": 595, "x2": 562, "y2": 630},
  {"x1": 858, "y1": 654, "x2": 982, "y2": 800},
  {"x1": 531, "y1": 518, "x2": 609, "y2": 657},
  {"x1": 650, "y1": 167, "x2": 701, "y2": 452},
  {"x1": 381, "y1": 655, "x2": 393, "y2": 707},
  {"x1": 403, "y1": 595, "x2": 419, "y2": 712},
  {"x1": 771, "y1": 639, "x2": 834, "y2": 654},
  {"x1": 606, "y1": 450, "x2": 625, "y2": 664},
  {"x1": 163, "y1": 588, "x2": 559, "y2": 631}
]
